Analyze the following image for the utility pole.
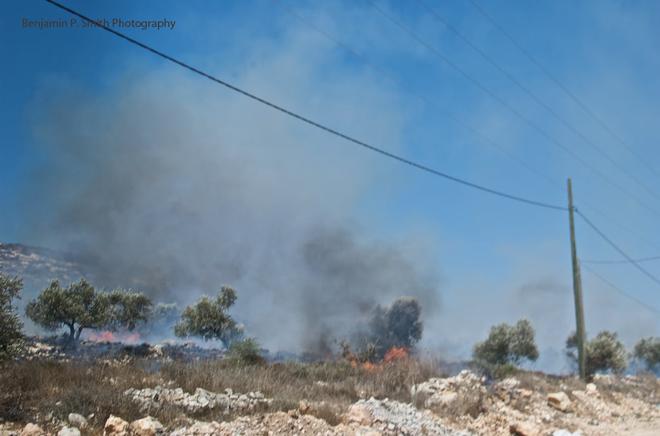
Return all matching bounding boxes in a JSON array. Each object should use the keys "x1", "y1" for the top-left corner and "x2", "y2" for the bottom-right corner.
[{"x1": 567, "y1": 178, "x2": 587, "y2": 381}]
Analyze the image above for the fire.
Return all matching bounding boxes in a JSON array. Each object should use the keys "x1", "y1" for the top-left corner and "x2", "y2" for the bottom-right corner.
[
  {"x1": 345, "y1": 346, "x2": 409, "y2": 372},
  {"x1": 383, "y1": 346, "x2": 409, "y2": 363},
  {"x1": 86, "y1": 331, "x2": 141, "y2": 344}
]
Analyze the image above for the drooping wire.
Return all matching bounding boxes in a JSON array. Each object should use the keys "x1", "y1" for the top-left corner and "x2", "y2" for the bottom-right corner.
[
  {"x1": 581, "y1": 256, "x2": 660, "y2": 265},
  {"x1": 415, "y1": 0, "x2": 660, "y2": 203},
  {"x1": 581, "y1": 262, "x2": 660, "y2": 315},
  {"x1": 277, "y1": 1, "x2": 660, "y2": 257},
  {"x1": 44, "y1": 0, "x2": 568, "y2": 212},
  {"x1": 273, "y1": 1, "x2": 559, "y2": 188},
  {"x1": 368, "y1": 0, "x2": 660, "y2": 218},
  {"x1": 468, "y1": 0, "x2": 660, "y2": 182},
  {"x1": 576, "y1": 209, "x2": 660, "y2": 289}
]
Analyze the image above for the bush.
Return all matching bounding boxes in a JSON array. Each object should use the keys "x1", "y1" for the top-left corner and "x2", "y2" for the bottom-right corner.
[
  {"x1": 0, "y1": 274, "x2": 23, "y2": 359},
  {"x1": 473, "y1": 319, "x2": 539, "y2": 375},
  {"x1": 26, "y1": 279, "x2": 152, "y2": 343},
  {"x1": 566, "y1": 330, "x2": 627, "y2": 377},
  {"x1": 633, "y1": 337, "x2": 660, "y2": 372},
  {"x1": 174, "y1": 286, "x2": 243, "y2": 347},
  {"x1": 357, "y1": 297, "x2": 422, "y2": 361},
  {"x1": 226, "y1": 338, "x2": 264, "y2": 365}
]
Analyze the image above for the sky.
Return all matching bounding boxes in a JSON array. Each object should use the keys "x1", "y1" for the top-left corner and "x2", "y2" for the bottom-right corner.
[{"x1": 1, "y1": 0, "x2": 660, "y2": 371}]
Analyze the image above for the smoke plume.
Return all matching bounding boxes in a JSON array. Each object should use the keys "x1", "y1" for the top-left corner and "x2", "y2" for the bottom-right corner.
[{"x1": 19, "y1": 31, "x2": 440, "y2": 351}]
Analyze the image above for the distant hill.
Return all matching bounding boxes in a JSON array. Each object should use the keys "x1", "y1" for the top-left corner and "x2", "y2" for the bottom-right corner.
[{"x1": 0, "y1": 242, "x2": 89, "y2": 292}]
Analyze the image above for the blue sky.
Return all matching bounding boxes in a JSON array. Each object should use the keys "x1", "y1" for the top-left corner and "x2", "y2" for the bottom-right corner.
[{"x1": 2, "y1": 0, "x2": 660, "y2": 368}]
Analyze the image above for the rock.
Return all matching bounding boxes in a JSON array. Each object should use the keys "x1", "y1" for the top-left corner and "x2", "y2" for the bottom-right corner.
[
  {"x1": 170, "y1": 421, "x2": 222, "y2": 435},
  {"x1": 349, "y1": 398, "x2": 470, "y2": 435},
  {"x1": 130, "y1": 417, "x2": 164, "y2": 436},
  {"x1": 298, "y1": 400, "x2": 311, "y2": 414},
  {"x1": 346, "y1": 403, "x2": 374, "y2": 426},
  {"x1": 547, "y1": 392, "x2": 572, "y2": 412},
  {"x1": 427, "y1": 391, "x2": 459, "y2": 407},
  {"x1": 125, "y1": 386, "x2": 271, "y2": 414},
  {"x1": 67, "y1": 413, "x2": 87, "y2": 429},
  {"x1": 57, "y1": 427, "x2": 80, "y2": 436},
  {"x1": 509, "y1": 422, "x2": 542, "y2": 436},
  {"x1": 104, "y1": 415, "x2": 130, "y2": 436},
  {"x1": 552, "y1": 430, "x2": 582, "y2": 436},
  {"x1": 585, "y1": 383, "x2": 598, "y2": 395},
  {"x1": 19, "y1": 424, "x2": 45, "y2": 436}
]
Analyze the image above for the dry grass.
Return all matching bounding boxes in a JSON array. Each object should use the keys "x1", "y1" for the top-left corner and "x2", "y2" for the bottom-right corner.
[
  {"x1": 0, "y1": 359, "x2": 166, "y2": 434},
  {"x1": 0, "y1": 356, "x2": 442, "y2": 434}
]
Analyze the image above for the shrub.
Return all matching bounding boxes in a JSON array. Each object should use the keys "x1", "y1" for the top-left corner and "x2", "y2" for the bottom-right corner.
[
  {"x1": 226, "y1": 338, "x2": 264, "y2": 365},
  {"x1": 174, "y1": 286, "x2": 243, "y2": 347},
  {"x1": 566, "y1": 330, "x2": 627, "y2": 377},
  {"x1": 26, "y1": 279, "x2": 152, "y2": 343},
  {"x1": 0, "y1": 274, "x2": 23, "y2": 359},
  {"x1": 633, "y1": 337, "x2": 660, "y2": 372},
  {"x1": 360, "y1": 297, "x2": 422, "y2": 361},
  {"x1": 473, "y1": 319, "x2": 539, "y2": 375}
]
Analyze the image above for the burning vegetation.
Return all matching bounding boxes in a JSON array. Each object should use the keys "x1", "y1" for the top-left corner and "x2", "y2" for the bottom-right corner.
[{"x1": 2, "y1": 271, "x2": 660, "y2": 435}]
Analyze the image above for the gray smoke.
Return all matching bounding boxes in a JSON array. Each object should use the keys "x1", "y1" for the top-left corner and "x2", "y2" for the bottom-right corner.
[{"x1": 19, "y1": 33, "x2": 440, "y2": 351}]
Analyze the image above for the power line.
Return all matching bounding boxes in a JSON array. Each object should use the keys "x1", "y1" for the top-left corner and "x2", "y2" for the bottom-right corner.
[
  {"x1": 579, "y1": 202, "x2": 660, "y2": 255},
  {"x1": 467, "y1": 0, "x2": 660, "y2": 183},
  {"x1": 368, "y1": 1, "x2": 660, "y2": 219},
  {"x1": 581, "y1": 256, "x2": 660, "y2": 265},
  {"x1": 576, "y1": 209, "x2": 660, "y2": 289},
  {"x1": 274, "y1": 1, "x2": 559, "y2": 188},
  {"x1": 415, "y1": 0, "x2": 660, "y2": 204},
  {"x1": 279, "y1": 1, "x2": 660, "y2": 256},
  {"x1": 44, "y1": 0, "x2": 567, "y2": 212},
  {"x1": 581, "y1": 262, "x2": 660, "y2": 315}
]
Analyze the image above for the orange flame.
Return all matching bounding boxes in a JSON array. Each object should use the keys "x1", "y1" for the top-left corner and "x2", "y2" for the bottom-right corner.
[
  {"x1": 87, "y1": 331, "x2": 141, "y2": 344},
  {"x1": 383, "y1": 346, "x2": 409, "y2": 363}
]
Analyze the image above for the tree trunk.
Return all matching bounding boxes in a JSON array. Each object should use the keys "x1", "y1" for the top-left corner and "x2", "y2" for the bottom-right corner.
[
  {"x1": 67, "y1": 323, "x2": 75, "y2": 342},
  {"x1": 75, "y1": 326, "x2": 84, "y2": 341}
]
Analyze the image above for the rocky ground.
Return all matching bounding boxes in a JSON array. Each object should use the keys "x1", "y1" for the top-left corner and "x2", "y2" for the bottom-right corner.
[{"x1": 1, "y1": 344, "x2": 658, "y2": 436}]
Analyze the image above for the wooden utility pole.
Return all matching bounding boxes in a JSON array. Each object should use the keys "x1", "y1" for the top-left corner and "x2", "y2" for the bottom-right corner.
[{"x1": 567, "y1": 178, "x2": 587, "y2": 381}]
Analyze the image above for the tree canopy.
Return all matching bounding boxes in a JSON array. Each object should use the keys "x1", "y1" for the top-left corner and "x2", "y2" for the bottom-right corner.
[
  {"x1": 26, "y1": 279, "x2": 152, "y2": 343},
  {"x1": 367, "y1": 297, "x2": 422, "y2": 358},
  {"x1": 633, "y1": 337, "x2": 660, "y2": 372},
  {"x1": 566, "y1": 330, "x2": 627, "y2": 377},
  {"x1": 0, "y1": 274, "x2": 23, "y2": 359},
  {"x1": 174, "y1": 286, "x2": 243, "y2": 347},
  {"x1": 473, "y1": 319, "x2": 539, "y2": 369}
]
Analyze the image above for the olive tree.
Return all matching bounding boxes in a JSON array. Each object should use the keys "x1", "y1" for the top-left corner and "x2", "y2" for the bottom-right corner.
[
  {"x1": 473, "y1": 319, "x2": 539, "y2": 371},
  {"x1": 0, "y1": 274, "x2": 23, "y2": 359},
  {"x1": 26, "y1": 279, "x2": 152, "y2": 343},
  {"x1": 174, "y1": 286, "x2": 243, "y2": 347},
  {"x1": 566, "y1": 330, "x2": 627, "y2": 377},
  {"x1": 367, "y1": 297, "x2": 422, "y2": 359},
  {"x1": 633, "y1": 337, "x2": 660, "y2": 372},
  {"x1": 107, "y1": 289, "x2": 153, "y2": 331}
]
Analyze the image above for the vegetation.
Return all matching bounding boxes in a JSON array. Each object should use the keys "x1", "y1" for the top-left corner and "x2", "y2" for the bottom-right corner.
[
  {"x1": 107, "y1": 290, "x2": 153, "y2": 331},
  {"x1": 0, "y1": 355, "x2": 441, "y2": 431},
  {"x1": 357, "y1": 297, "x2": 422, "y2": 361},
  {"x1": 25, "y1": 279, "x2": 152, "y2": 344},
  {"x1": 226, "y1": 337, "x2": 265, "y2": 365},
  {"x1": 566, "y1": 330, "x2": 627, "y2": 378},
  {"x1": 174, "y1": 286, "x2": 243, "y2": 347},
  {"x1": 633, "y1": 336, "x2": 660, "y2": 372},
  {"x1": 0, "y1": 274, "x2": 23, "y2": 359},
  {"x1": 473, "y1": 319, "x2": 539, "y2": 376}
]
